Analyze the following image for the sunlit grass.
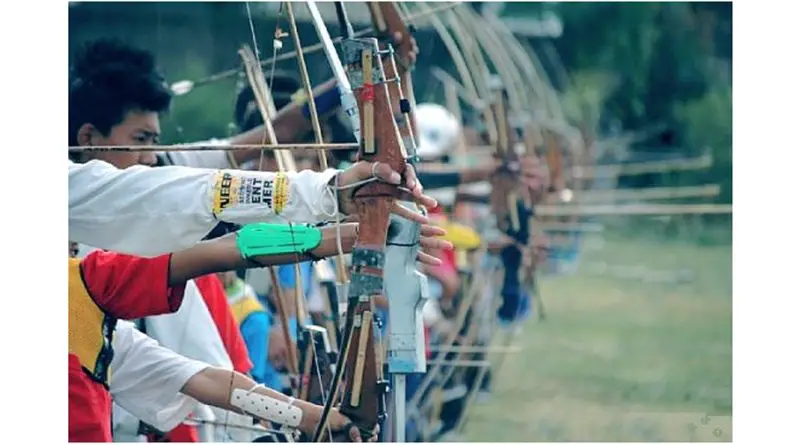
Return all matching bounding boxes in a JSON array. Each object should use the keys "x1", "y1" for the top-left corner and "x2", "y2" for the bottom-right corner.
[{"x1": 459, "y1": 234, "x2": 732, "y2": 442}]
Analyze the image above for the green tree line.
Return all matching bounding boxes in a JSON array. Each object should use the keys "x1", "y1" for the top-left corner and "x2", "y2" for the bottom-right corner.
[{"x1": 517, "y1": 2, "x2": 732, "y2": 205}]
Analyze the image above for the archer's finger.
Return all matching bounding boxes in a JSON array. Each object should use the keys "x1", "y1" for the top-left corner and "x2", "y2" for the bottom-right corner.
[
  {"x1": 403, "y1": 165, "x2": 423, "y2": 196},
  {"x1": 416, "y1": 251, "x2": 443, "y2": 266},
  {"x1": 391, "y1": 202, "x2": 430, "y2": 225},
  {"x1": 369, "y1": 162, "x2": 402, "y2": 185},
  {"x1": 396, "y1": 190, "x2": 438, "y2": 209},
  {"x1": 420, "y1": 224, "x2": 447, "y2": 237},
  {"x1": 349, "y1": 426, "x2": 362, "y2": 442},
  {"x1": 420, "y1": 236, "x2": 453, "y2": 251}
]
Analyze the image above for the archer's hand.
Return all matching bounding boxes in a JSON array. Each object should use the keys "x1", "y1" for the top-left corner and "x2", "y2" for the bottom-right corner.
[
  {"x1": 333, "y1": 161, "x2": 437, "y2": 225},
  {"x1": 328, "y1": 409, "x2": 379, "y2": 442},
  {"x1": 391, "y1": 31, "x2": 418, "y2": 69},
  {"x1": 522, "y1": 235, "x2": 550, "y2": 270},
  {"x1": 532, "y1": 234, "x2": 550, "y2": 266}
]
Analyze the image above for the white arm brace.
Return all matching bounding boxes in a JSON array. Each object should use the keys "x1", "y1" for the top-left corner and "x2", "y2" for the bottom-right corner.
[{"x1": 230, "y1": 387, "x2": 303, "y2": 428}]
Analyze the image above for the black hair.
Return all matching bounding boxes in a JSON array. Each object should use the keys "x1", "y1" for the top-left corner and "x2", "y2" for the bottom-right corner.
[
  {"x1": 69, "y1": 39, "x2": 172, "y2": 160},
  {"x1": 234, "y1": 71, "x2": 301, "y2": 132}
]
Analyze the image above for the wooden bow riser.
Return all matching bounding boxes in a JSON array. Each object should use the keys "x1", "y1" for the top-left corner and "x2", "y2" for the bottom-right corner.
[{"x1": 319, "y1": 37, "x2": 407, "y2": 442}]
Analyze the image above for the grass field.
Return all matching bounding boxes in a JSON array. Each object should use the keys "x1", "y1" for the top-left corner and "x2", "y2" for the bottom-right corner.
[{"x1": 459, "y1": 233, "x2": 733, "y2": 442}]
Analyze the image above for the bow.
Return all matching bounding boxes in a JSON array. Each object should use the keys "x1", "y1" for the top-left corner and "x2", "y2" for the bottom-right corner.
[
  {"x1": 303, "y1": 1, "x2": 422, "y2": 441},
  {"x1": 401, "y1": 4, "x2": 582, "y2": 438},
  {"x1": 211, "y1": 3, "x2": 354, "y2": 439},
  {"x1": 401, "y1": 4, "x2": 502, "y2": 440},
  {"x1": 444, "y1": 7, "x2": 592, "y2": 435},
  {"x1": 280, "y1": 1, "x2": 349, "y2": 408}
]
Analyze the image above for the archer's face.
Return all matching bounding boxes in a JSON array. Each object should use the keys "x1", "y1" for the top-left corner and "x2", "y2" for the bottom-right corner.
[{"x1": 79, "y1": 110, "x2": 160, "y2": 169}]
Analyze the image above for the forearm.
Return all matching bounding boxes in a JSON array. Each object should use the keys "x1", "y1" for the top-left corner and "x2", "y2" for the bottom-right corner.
[
  {"x1": 228, "y1": 78, "x2": 338, "y2": 164},
  {"x1": 168, "y1": 224, "x2": 358, "y2": 286},
  {"x1": 181, "y1": 368, "x2": 321, "y2": 433},
  {"x1": 69, "y1": 160, "x2": 341, "y2": 255},
  {"x1": 69, "y1": 160, "x2": 219, "y2": 256},
  {"x1": 415, "y1": 166, "x2": 493, "y2": 190}
]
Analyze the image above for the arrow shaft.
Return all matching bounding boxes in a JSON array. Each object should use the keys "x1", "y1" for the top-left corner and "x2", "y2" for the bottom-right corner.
[{"x1": 68, "y1": 143, "x2": 359, "y2": 153}]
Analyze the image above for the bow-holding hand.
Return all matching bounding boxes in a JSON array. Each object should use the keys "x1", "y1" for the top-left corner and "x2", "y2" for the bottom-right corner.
[
  {"x1": 331, "y1": 160, "x2": 436, "y2": 224},
  {"x1": 327, "y1": 408, "x2": 380, "y2": 442},
  {"x1": 297, "y1": 404, "x2": 379, "y2": 442}
]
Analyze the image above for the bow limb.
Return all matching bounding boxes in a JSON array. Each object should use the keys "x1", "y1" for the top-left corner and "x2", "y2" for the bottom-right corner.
[
  {"x1": 442, "y1": 5, "x2": 521, "y2": 236},
  {"x1": 284, "y1": 3, "x2": 348, "y2": 383},
  {"x1": 453, "y1": 7, "x2": 529, "y2": 115},
  {"x1": 412, "y1": 4, "x2": 481, "y2": 108},
  {"x1": 415, "y1": 1, "x2": 498, "y2": 144},
  {"x1": 482, "y1": 13, "x2": 573, "y2": 200},
  {"x1": 443, "y1": 9, "x2": 498, "y2": 147},
  {"x1": 421, "y1": 13, "x2": 532, "y2": 439},
  {"x1": 445, "y1": 13, "x2": 542, "y2": 435},
  {"x1": 366, "y1": 4, "x2": 435, "y2": 442},
  {"x1": 397, "y1": 8, "x2": 506, "y2": 442},
  {"x1": 240, "y1": 16, "x2": 343, "y2": 416},
  {"x1": 238, "y1": 43, "x2": 301, "y2": 381}
]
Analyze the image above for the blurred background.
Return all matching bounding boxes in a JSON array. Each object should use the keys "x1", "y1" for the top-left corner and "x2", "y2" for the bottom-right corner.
[{"x1": 70, "y1": 1, "x2": 732, "y2": 441}]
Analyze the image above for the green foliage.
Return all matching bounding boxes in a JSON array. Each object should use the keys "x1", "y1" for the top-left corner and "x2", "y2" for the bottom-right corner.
[
  {"x1": 560, "y1": 69, "x2": 618, "y2": 128},
  {"x1": 552, "y1": 3, "x2": 732, "y2": 196},
  {"x1": 546, "y1": 2, "x2": 732, "y2": 237},
  {"x1": 161, "y1": 59, "x2": 240, "y2": 144},
  {"x1": 673, "y1": 85, "x2": 733, "y2": 203}
]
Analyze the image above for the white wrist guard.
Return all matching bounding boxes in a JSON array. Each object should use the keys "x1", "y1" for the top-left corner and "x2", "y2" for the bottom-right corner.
[{"x1": 230, "y1": 387, "x2": 303, "y2": 428}]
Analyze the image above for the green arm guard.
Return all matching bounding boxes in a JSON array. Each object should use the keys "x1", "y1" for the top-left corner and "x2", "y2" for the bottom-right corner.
[{"x1": 236, "y1": 223, "x2": 323, "y2": 261}]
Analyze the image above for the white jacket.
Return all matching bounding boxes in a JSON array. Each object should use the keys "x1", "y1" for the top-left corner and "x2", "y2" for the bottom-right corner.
[
  {"x1": 68, "y1": 159, "x2": 340, "y2": 256},
  {"x1": 110, "y1": 321, "x2": 209, "y2": 436}
]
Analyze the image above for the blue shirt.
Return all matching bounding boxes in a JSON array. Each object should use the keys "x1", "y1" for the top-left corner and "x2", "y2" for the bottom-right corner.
[
  {"x1": 239, "y1": 312, "x2": 270, "y2": 386},
  {"x1": 254, "y1": 263, "x2": 312, "y2": 392},
  {"x1": 276, "y1": 262, "x2": 314, "y2": 297},
  {"x1": 241, "y1": 310, "x2": 302, "y2": 390},
  {"x1": 256, "y1": 312, "x2": 302, "y2": 391}
]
